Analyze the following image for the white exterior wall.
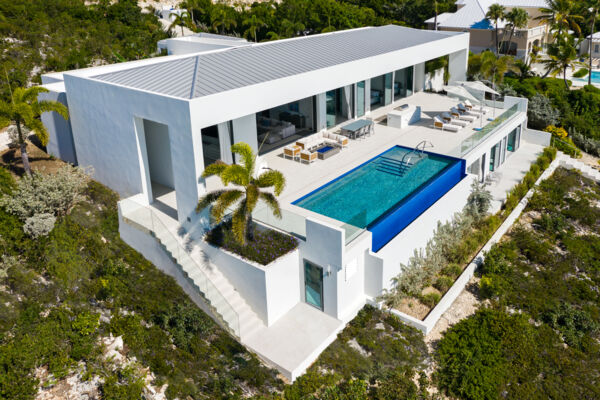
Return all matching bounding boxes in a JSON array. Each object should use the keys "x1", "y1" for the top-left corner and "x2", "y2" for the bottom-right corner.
[
  {"x1": 367, "y1": 174, "x2": 476, "y2": 293},
  {"x1": 299, "y1": 218, "x2": 344, "y2": 319},
  {"x1": 39, "y1": 88, "x2": 77, "y2": 165},
  {"x1": 63, "y1": 74, "x2": 201, "y2": 226},
  {"x1": 448, "y1": 48, "x2": 468, "y2": 84},
  {"x1": 414, "y1": 62, "x2": 426, "y2": 92}
]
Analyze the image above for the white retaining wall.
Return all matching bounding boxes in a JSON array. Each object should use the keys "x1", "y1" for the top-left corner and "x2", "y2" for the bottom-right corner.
[{"x1": 523, "y1": 129, "x2": 551, "y2": 147}]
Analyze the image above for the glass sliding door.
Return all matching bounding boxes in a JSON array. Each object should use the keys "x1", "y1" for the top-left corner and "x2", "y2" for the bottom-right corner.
[
  {"x1": 326, "y1": 86, "x2": 352, "y2": 128},
  {"x1": 507, "y1": 128, "x2": 517, "y2": 152},
  {"x1": 489, "y1": 141, "x2": 502, "y2": 171},
  {"x1": 357, "y1": 81, "x2": 365, "y2": 117},
  {"x1": 304, "y1": 260, "x2": 323, "y2": 310},
  {"x1": 384, "y1": 73, "x2": 392, "y2": 105},
  {"x1": 370, "y1": 75, "x2": 385, "y2": 110},
  {"x1": 201, "y1": 125, "x2": 220, "y2": 168},
  {"x1": 394, "y1": 66, "x2": 414, "y2": 101},
  {"x1": 255, "y1": 96, "x2": 316, "y2": 155}
]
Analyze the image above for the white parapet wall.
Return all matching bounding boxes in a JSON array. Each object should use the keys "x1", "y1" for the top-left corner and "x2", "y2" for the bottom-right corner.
[
  {"x1": 523, "y1": 128, "x2": 552, "y2": 147},
  {"x1": 197, "y1": 239, "x2": 301, "y2": 327}
]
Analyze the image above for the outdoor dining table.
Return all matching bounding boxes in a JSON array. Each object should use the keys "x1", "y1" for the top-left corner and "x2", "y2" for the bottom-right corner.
[{"x1": 340, "y1": 119, "x2": 374, "y2": 139}]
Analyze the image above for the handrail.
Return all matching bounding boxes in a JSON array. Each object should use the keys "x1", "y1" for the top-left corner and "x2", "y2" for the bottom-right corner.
[{"x1": 120, "y1": 199, "x2": 241, "y2": 338}]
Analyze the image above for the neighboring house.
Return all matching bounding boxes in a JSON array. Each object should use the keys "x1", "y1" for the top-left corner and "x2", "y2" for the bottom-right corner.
[
  {"x1": 580, "y1": 32, "x2": 600, "y2": 66},
  {"x1": 39, "y1": 25, "x2": 546, "y2": 380},
  {"x1": 426, "y1": 0, "x2": 550, "y2": 60}
]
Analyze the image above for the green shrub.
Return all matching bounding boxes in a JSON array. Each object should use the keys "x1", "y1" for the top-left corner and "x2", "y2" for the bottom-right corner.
[
  {"x1": 0, "y1": 165, "x2": 89, "y2": 221},
  {"x1": 434, "y1": 275, "x2": 454, "y2": 292},
  {"x1": 542, "y1": 303, "x2": 599, "y2": 350},
  {"x1": 22, "y1": 213, "x2": 56, "y2": 238},
  {"x1": 442, "y1": 263, "x2": 463, "y2": 279},
  {"x1": 101, "y1": 366, "x2": 146, "y2": 400},
  {"x1": 421, "y1": 292, "x2": 441, "y2": 308},
  {"x1": 572, "y1": 68, "x2": 589, "y2": 78},
  {"x1": 0, "y1": 167, "x2": 16, "y2": 195}
]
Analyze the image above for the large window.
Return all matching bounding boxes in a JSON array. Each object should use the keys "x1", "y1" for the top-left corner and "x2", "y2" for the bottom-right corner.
[
  {"x1": 394, "y1": 66, "x2": 414, "y2": 101},
  {"x1": 256, "y1": 96, "x2": 316, "y2": 154},
  {"x1": 201, "y1": 125, "x2": 220, "y2": 168},
  {"x1": 370, "y1": 73, "x2": 393, "y2": 110},
  {"x1": 357, "y1": 81, "x2": 365, "y2": 117},
  {"x1": 326, "y1": 86, "x2": 353, "y2": 128}
]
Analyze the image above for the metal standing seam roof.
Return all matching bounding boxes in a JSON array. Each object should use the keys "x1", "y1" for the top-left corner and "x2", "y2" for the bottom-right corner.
[{"x1": 92, "y1": 25, "x2": 463, "y2": 100}]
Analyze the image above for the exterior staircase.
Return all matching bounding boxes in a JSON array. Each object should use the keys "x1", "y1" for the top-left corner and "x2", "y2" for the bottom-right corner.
[
  {"x1": 122, "y1": 203, "x2": 264, "y2": 340},
  {"x1": 557, "y1": 152, "x2": 600, "y2": 182}
]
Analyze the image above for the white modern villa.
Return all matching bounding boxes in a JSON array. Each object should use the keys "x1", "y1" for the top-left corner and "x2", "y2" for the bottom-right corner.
[{"x1": 40, "y1": 25, "x2": 549, "y2": 380}]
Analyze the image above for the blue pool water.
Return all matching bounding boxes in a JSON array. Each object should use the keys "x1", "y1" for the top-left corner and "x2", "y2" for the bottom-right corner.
[
  {"x1": 577, "y1": 71, "x2": 600, "y2": 83},
  {"x1": 316, "y1": 146, "x2": 334, "y2": 153},
  {"x1": 293, "y1": 146, "x2": 458, "y2": 228}
]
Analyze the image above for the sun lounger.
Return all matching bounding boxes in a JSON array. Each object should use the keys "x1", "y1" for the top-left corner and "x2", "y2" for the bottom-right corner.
[
  {"x1": 460, "y1": 103, "x2": 486, "y2": 115},
  {"x1": 442, "y1": 112, "x2": 468, "y2": 127},
  {"x1": 433, "y1": 116, "x2": 460, "y2": 132},
  {"x1": 451, "y1": 107, "x2": 477, "y2": 122}
]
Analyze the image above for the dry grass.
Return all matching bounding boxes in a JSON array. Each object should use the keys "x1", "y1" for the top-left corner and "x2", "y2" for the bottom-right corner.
[{"x1": 0, "y1": 143, "x2": 66, "y2": 177}]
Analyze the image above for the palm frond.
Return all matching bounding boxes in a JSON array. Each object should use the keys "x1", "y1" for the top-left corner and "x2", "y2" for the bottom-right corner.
[
  {"x1": 259, "y1": 192, "x2": 281, "y2": 219},
  {"x1": 231, "y1": 142, "x2": 255, "y2": 176},
  {"x1": 255, "y1": 170, "x2": 286, "y2": 195},
  {"x1": 196, "y1": 189, "x2": 229, "y2": 212},
  {"x1": 202, "y1": 160, "x2": 228, "y2": 178},
  {"x1": 21, "y1": 86, "x2": 49, "y2": 103},
  {"x1": 27, "y1": 118, "x2": 49, "y2": 146},
  {"x1": 221, "y1": 164, "x2": 249, "y2": 186},
  {"x1": 35, "y1": 100, "x2": 69, "y2": 120},
  {"x1": 211, "y1": 189, "x2": 243, "y2": 222}
]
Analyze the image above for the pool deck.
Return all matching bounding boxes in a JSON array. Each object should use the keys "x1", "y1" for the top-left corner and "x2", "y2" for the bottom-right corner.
[{"x1": 257, "y1": 92, "x2": 503, "y2": 218}]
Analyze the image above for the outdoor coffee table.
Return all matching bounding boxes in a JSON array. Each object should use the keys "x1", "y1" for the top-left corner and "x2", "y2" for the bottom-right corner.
[{"x1": 315, "y1": 144, "x2": 340, "y2": 160}]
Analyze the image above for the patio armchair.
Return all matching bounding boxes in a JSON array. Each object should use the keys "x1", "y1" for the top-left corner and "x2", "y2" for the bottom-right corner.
[
  {"x1": 433, "y1": 116, "x2": 460, "y2": 132},
  {"x1": 283, "y1": 145, "x2": 300, "y2": 160},
  {"x1": 300, "y1": 150, "x2": 317, "y2": 165},
  {"x1": 451, "y1": 107, "x2": 477, "y2": 122},
  {"x1": 441, "y1": 112, "x2": 468, "y2": 127}
]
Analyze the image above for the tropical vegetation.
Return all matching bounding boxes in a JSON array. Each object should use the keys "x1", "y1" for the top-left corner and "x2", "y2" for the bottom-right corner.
[
  {"x1": 437, "y1": 168, "x2": 600, "y2": 399},
  {"x1": 0, "y1": 86, "x2": 68, "y2": 175}
]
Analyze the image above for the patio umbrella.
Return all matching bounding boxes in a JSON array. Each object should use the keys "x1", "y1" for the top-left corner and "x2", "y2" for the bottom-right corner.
[
  {"x1": 443, "y1": 85, "x2": 484, "y2": 127},
  {"x1": 456, "y1": 80, "x2": 500, "y2": 117}
]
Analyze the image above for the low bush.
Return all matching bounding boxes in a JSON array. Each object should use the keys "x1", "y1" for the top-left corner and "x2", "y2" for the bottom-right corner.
[
  {"x1": 420, "y1": 292, "x2": 441, "y2": 308},
  {"x1": 206, "y1": 220, "x2": 298, "y2": 265},
  {"x1": 23, "y1": 213, "x2": 56, "y2": 238},
  {"x1": 572, "y1": 68, "x2": 589, "y2": 78},
  {"x1": 434, "y1": 275, "x2": 454, "y2": 292},
  {"x1": 0, "y1": 165, "x2": 89, "y2": 221}
]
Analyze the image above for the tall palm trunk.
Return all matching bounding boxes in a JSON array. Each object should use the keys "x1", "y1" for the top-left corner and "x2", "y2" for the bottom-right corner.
[
  {"x1": 590, "y1": 11, "x2": 597, "y2": 86},
  {"x1": 507, "y1": 28, "x2": 515, "y2": 55},
  {"x1": 495, "y1": 22, "x2": 500, "y2": 55},
  {"x1": 16, "y1": 121, "x2": 31, "y2": 176},
  {"x1": 564, "y1": 66, "x2": 569, "y2": 89}
]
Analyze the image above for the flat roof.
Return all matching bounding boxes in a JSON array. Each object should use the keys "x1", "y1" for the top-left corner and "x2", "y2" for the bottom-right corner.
[{"x1": 92, "y1": 25, "x2": 463, "y2": 100}]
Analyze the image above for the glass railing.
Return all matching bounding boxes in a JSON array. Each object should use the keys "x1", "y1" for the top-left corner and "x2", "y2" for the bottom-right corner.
[
  {"x1": 457, "y1": 104, "x2": 520, "y2": 157},
  {"x1": 119, "y1": 198, "x2": 241, "y2": 338},
  {"x1": 342, "y1": 223, "x2": 366, "y2": 245},
  {"x1": 252, "y1": 203, "x2": 307, "y2": 240}
]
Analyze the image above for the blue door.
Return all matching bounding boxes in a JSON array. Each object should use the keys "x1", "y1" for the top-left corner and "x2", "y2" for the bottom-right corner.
[{"x1": 304, "y1": 260, "x2": 323, "y2": 310}]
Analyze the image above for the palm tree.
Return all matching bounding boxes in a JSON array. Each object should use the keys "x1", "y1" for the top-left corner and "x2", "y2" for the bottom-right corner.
[
  {"x1": 536, "y1": 0, "x2": 583, "y2": 38},
  {"x1": 432, "y1": 0, "x2": 439, "y2": 31},
  {"x1": 181, "y1": 0, "x2": 203, "y2": 27},
  {"x1": 211, "y1": 6, "x2": 237, "y2": 34},
  {"x1": 197, "y1": 142, "x2": 285, "y2": 245},
  {"x1": 486, "y1": 3, "x2": 506, "y2": 55},
  {"x1": 243, "y1": 14, "x2": 266, "y2": 42},
  {"x1": 588, "y1": 1, "x2": 600, "y2": 85},
  {"x1": 280, "y1": 19, "x2": 305, "y2": 38},
  {"x1": 169, "y1": 11, "x2": 193, "y2": 36},
  {"x1": 542, "y1": 35, "x2": 582, "y2": 88},
  {"x1": 504, "y1": 7, "x2": 529, "y2": 56},
  {"x1": 479, "y1": 50, "x2": 515, "y2": 88},
  {"x1": 0, "y1": 86, "x2": 69, "y2": 176}
]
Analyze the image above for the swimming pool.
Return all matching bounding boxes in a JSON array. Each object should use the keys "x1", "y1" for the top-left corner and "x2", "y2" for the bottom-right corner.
[
  {"x1": 576, "y1": 70, "x2": 600, "y2": 84},
  {"x1": 293, "y1": 146, "x2": 466, "y2": 250}
]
